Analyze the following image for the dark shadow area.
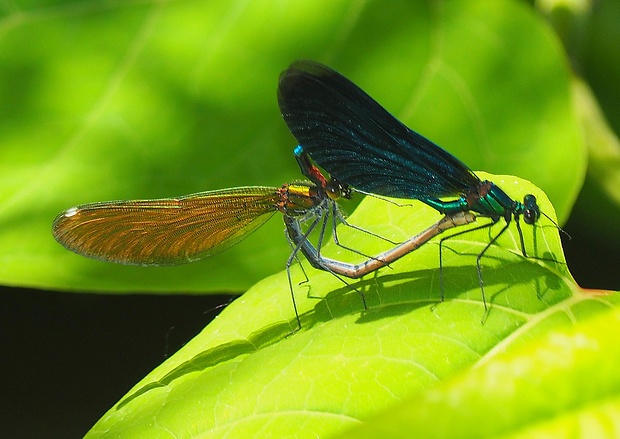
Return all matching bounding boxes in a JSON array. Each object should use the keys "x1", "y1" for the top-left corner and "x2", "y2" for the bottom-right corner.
[
  {"x1": 1, "y1": 286, "x2": 234, "y2": 439},
  {"x1": 563, "y1": 213, "x2": 620, "y2": 291}
]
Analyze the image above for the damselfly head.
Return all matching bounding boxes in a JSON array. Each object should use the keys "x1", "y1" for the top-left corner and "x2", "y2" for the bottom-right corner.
[
  {"x1": 325, "y1": 178, "x2": 352, "y2": 201},
  {"x1": 522, "y1": 194, "x2": 540, "y2": 225}
]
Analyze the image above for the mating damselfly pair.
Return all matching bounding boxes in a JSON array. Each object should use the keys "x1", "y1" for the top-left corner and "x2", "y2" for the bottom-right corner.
[{"x1": 53, "y1": 61, "x2": 563, "y2": 330}]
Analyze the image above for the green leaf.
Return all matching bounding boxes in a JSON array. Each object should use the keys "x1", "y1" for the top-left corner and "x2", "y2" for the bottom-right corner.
[
  {"x1": 0, "y1": 0, "x2": 582, "y2": 293},
  {"x1": 333, "y1": 299, "x2": 620, "y2": 439},
  {"x1": 85, "y1": 174, "x2": 613, "y2": 438}
]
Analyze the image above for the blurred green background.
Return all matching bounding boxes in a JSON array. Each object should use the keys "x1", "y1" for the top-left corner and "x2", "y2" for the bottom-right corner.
[{"x1": 1, "y1": 0, "x2": 618, "y2": 437}]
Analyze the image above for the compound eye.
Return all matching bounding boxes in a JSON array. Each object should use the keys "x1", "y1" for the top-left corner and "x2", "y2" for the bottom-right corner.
[
  {"x1": 522, "y1": 195, "x2": 540, "y2": 224},
  {"x1": 524, "y1": 194, "x2": 537, "y2": 207},
  {"x1": 324, "y1": 178, "x2": 352, "y2": 200},
  {"x1": 324, "y1": 180, "x2": 341, "y2": 200},
  {"x1": 523, "y1": 209, "x2": 536, "y2": 224}
]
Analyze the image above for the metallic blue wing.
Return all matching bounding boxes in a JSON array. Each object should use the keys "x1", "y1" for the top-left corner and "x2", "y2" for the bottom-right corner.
[{"x1": 278, "y1": 60, "x2": 480, "y2": 199}]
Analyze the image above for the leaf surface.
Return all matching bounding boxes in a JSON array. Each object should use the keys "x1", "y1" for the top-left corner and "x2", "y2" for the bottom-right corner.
[{"x1": 85, "y1": 174, "x2": 612, "y2": 439}]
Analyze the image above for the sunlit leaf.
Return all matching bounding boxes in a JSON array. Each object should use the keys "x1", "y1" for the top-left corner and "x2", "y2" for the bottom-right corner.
[{"x1": 84, "y1": 174, "x2": 611, "y2": 438}]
